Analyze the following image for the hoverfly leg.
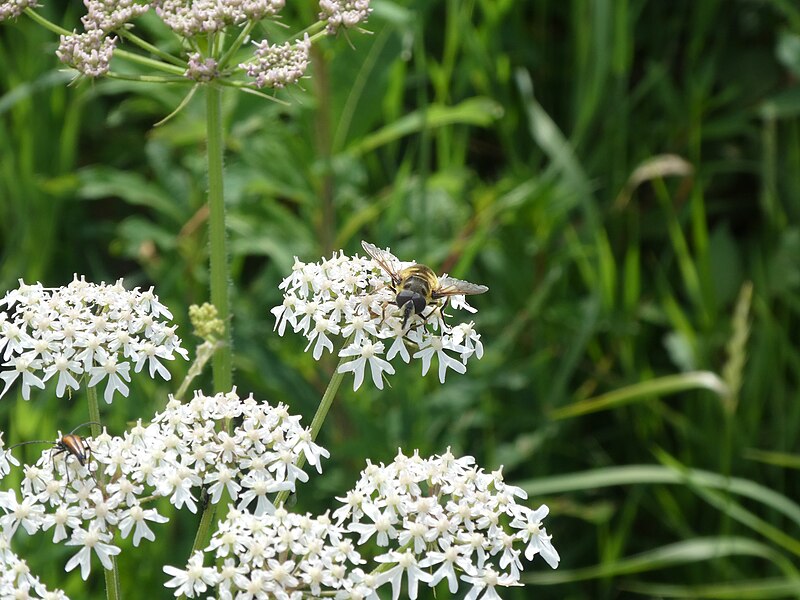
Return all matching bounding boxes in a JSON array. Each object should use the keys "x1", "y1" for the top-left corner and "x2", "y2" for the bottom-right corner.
[{"x1": 419, "y1": 299, "x2": 450, "y2": 332}]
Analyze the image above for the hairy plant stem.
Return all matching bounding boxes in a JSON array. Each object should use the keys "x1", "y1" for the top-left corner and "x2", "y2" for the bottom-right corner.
[
  {"x1": 187, "y1": 492, "x2": 217, "y2": 565},
  {"x1": 86, "y1": 386, "x2": 121, "y2": 598},
  {"x1": 104, "y1": 556, "x2": 121, "y2": 600},
  {"x1": 86, "y1": 386, "x2": 102, "y2": 439},
  {"x1": 205, "y1": 83, "x2": 233, "y2": 393}
]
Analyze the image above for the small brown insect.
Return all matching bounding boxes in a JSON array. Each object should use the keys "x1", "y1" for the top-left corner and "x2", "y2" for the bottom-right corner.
[{"x1": 7, "y1": 421, "x2": 101, "y2": 483}]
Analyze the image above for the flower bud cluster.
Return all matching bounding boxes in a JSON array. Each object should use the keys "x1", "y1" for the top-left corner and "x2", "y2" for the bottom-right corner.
[
  {"x1": 240, "y1": 34, "x2": 311, "y2": 89},
  {"x1": 81, "y1": 0, "x2": 149, "y2": 32},
  {"x1": 154, "y1": 0, "x2": 285, "y2": 36},
  {"x1": 271, "y1": 245, "x2": 485, "y2": 390},
  {"x1": 0, "y1": 0, "x2": 36, "y2": 22},
  {"x1": 0, "y1": 276, "x2": 188, "y2": 403},
  {"x1": 56, "y1": 29, "x2": 118, "y2": 78},
  {"x1": 185, "y1": 53, "x2": 220, "y2": 82},
  {"x1": 319, "y1": 0, "x2": 372, "y2": 34},
  {"x1": 55, "y1": 0, "x2": 148, "y2": 76},
  {"x1": 0, "y1": 390, "x2": 327, "y2": 580}
]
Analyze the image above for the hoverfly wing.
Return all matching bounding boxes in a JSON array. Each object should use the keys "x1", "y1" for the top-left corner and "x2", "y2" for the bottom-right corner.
[
  {"x1": 361, "y1": 241, "x2": 404, "y2": 285},
  {"x1": 433, "y1": 276, "x2": 489, "y2": 298}
]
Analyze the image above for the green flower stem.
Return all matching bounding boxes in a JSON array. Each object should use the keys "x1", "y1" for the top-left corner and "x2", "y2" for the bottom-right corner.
[
  {"x1": 105, "y1": 72, "x2": 188, "y2": 84},
  {"x1": 205, "y1": 83, "x2": 233, "y2": 393},
  {"x1": 88, "y1": 387, "x2": 120, "y2": 600},
  {"x1": 118, "y1": 29, "x2": 186, "y2": 67},
  {"x1": 103, "y1": 555, "x2": 121, "y2": 600},
  {"x1": 23, "y1": 9, "x2": 185, "y2": 77},
  {"x1": 274, "y1": 348, "x2": 349, "y2": 507},
  {"x1": 174, "y1": 341, "x2": 219, "y2": 402},
  {"x1": 187, "y1": 493, "x2": 217, "y2": 564},
  {"x1": 114, "y1": 49, "x2": 188, "y2": 76},
  {"x1": 23, "y1": 7, "x2": 71, "y2": 35},
  {"x1": 216, "y1": 19, "x2": 257, "y2": 70},
  {"x1": 86, "y1": 386, "x2": 102, "y2": 439}
]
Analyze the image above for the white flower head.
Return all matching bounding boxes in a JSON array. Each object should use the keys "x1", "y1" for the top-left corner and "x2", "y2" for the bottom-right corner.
[
  {"x1": 0, "y1": 276, "x2": 188, "y2": 403},
  {"x1": 167, "y1": 507, "x2": 368, "y2": 598},
  {"x1": 0, "y1": 390, "x2": 326, "y2": 581},
  {"x1": 0, "y1": 527, "x2": 70, "y2": 598},
  {"x1": 334, "y1": 449, "x2": 559, "y2": 598},
  {"x1": 272, "y1": 243, "x2": 487, "y2": 390}
]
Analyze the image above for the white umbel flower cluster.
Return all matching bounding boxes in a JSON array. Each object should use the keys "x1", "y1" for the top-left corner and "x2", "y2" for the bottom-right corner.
[
  {"x1": 0, "y1": 434, "x2": 70, "y2": 599},
  {"x1": 0, "y1": 390, "x2": 328, "y2": 581},
  {"x1": 271, "y1": 244, "x2": 485, "y2": 390},
  {"x1": 164, "y1": 506, "x2": 367, "y2": 598},
  {"x1": 165, "y1": 448, "x2": 558, "y2": 599},
  {"x1": 0, "y1": 276, "x2": 188, "y2": 403},
  {"x1": 335, "y1": 449, "x2": 559, "y2": 598},
  {"x1": 1, "y1": 529, "x2": 70, "y2": 599}
]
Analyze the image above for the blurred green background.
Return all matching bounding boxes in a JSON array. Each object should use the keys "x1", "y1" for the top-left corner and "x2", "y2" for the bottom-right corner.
[{"x1": 2, "y1": 0, "x2": 800, "y2": 598}]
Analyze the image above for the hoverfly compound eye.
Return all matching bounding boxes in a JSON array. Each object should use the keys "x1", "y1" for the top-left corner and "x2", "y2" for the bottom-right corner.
[
  {"x1": 412, "y1": 295, "x2": 426, "y2": 315},
  {"x1": 396, "y1": 290, "x2": 414, "y2": 308}
]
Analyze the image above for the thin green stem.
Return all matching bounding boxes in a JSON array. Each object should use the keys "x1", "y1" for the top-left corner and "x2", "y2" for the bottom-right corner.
[
  {"x1": 23, "y1": 9, "x2": 185, "y2": 78},
  {"x1": 23, "y1": 7, "x2": 71, "y2": 36},
  {"x1": 118, "y1": 29, "x2": 187, "y2": 67},
  {"x1": 274, "y1": 347, "x2": 349, "y2": 507},
  {"x1": 187, "y1": 493, "x2": 217, "y2": 562},
  {"x1": 205, "y1": 84, "x2": 233, "y2": 393},
  {"x1": 174, "y1": 341, "x2": 219, "y2": 402},
  {"x1": 104, "y1": 72, "x2": 189, "y2": 84},
  {"x1": 217, "y1": 20, "x2": 258, "y2": 70},
  {"x1": 92, "y1": 407, "x2": 119, "y2": 600},
  {"x1": 114, "y1": 49, "x2": 187, "y2": 76},
  {"x1": 86, "y1": 386, "x2": 102, "y2": 439}
]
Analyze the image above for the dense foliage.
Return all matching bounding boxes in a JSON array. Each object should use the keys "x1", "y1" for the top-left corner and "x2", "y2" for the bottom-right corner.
[{"x1": 1, "y1": 0, "x2": 799, "y2": 597}]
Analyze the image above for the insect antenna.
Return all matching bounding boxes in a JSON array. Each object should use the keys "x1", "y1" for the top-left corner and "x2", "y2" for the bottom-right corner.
[
  {"x1": 7, "y1": 439, "x2": 55, "y2": 452},
  {"x1": 68, "y1": 421, "x2": 103, "y2": 435}
]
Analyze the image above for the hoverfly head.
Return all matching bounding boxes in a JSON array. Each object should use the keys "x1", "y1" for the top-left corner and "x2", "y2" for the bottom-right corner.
[{"x1": 397, "y1": 290, "x2": 426, "y2": 328}]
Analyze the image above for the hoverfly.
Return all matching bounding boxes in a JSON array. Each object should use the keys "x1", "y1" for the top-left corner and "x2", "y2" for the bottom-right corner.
[
  {"x1": 361, "y1": 240, "x2": 488, "y2": 328},
  {"x1": 7, "y1": 421, "x2": 101, "y2": 490}
]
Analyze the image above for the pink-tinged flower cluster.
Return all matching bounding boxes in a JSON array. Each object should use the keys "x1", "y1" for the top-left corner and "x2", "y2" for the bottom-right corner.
[
  {"x1": 154, "y1": 0, "x2": 285, "y2": 36},
  {"x1": 0, "y1": 276, "x2": 187, "y2": 403},
  {"x1": 241, "y1": 34, "x2": 311, "y2": 89},
  {"x1": 0, "y1": 0, "x2": 37, "y2": 22},
  {"x1": 271, "y1": 243, "x2": 485, "y2": 390},
  {"x1": 0, "y1": 390, "x2": 328, "y2": 581},
  {"x1": 319, "y1": 0, "x2": 372, "y2": 34},
  {"x1": 185, "y1": 53, "x2": 220, "y2": 82},
  {"x1": 56, "y1": 30, "x2": 118, "y2": 77}
]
